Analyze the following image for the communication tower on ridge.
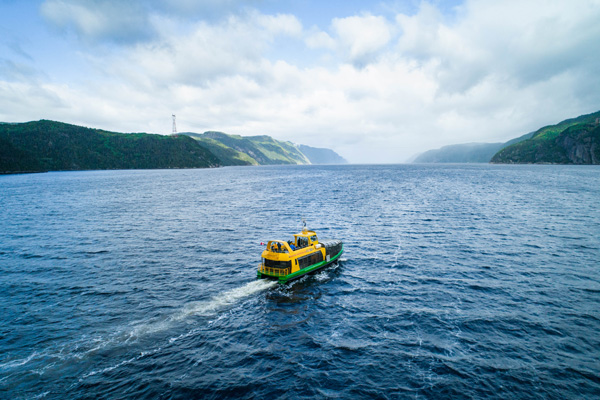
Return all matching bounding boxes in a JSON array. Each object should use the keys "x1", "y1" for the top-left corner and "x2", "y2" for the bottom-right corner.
[{"x1": 172, "y1": 114, "x2": 177, "y2": 135}]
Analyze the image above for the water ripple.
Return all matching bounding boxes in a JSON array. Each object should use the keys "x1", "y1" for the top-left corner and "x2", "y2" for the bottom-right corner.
[{"x1": 1, "y1": 165, "x2": 599, "y2": 399}]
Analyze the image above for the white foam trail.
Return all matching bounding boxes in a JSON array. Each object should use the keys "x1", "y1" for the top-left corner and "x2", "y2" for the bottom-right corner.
[
  {"x1": 128, "y1": 279, "x2": 277, "y2": 339},
  {"x1": 0, "y1": 352, "x2": 40, "y2": 370},
  {"x1": 175, "y1": 279, "x2": 277, "y2": 320},
  {"x1": 1, "y1": 280, "x2": 277, "y2": 373},
  {"x1": 80, "y1": 356, "x2": 139, "y2": 379}
]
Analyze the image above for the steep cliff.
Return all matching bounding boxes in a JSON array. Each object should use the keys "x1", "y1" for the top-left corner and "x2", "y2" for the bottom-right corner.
[{"x1": 491, "y1": 111, "x2": 600, "y2": 164}]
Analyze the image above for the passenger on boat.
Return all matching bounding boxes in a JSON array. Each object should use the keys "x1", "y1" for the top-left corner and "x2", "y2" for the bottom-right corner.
[{"x1": 288, "y1": 240, "x2": 296, "y2": 251}]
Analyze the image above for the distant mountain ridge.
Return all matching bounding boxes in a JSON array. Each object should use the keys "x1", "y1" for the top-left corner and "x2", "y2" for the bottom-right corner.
[
  {"x1": 180, "y1": 131, "x2": 347, "y2": 166},
  {"x1": 413, "y1": 110, "x2": 600, "y2": 164},
  {"x1": 413, "y1": 131, "x2": 535, "y2": 163},
  {"x1": 200, "y1": 131, "x2": 309, "y2": 165},
  {"x1": 413, "y1": 142, "x2": 505, "y2": 163},
  {"x1": 297, "y1": 144, "x2": 347, "y2": 164},
  {"x1": 0, "y1": 120, "x2": 347, "y2": 174},
  {"x1": 491, "y1": 111, "x2": 600, "y2": 164},
  {"x1": 0, "y1": 120, "x2": 219, "y2": 173}
]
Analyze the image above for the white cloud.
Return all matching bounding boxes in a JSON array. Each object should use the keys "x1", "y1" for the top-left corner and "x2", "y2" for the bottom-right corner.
[
  {"x1": 3, "y1": 1, "x2": 600, "y2": 163},
  {"x1": 155, "y1": 0, "x2": 256, "y2": 19},
  {"x1": 74, "y1": 10, "x2": 303, "y2": 96},
  {"x1": 331, "y1": 14, "x2": 393, "y2": 65},
  {"x1": 396, "y1": 0, "x2": 600, "y2": 94},
  {"x1": 39, "y1": 0, "x2": 259, "y2": 43},
  {"x1": 255, "y1": 13, "x2": 302, "y2": 36},
  {"x1": 40, "y1": 0, "x2": 153, "y2": 43},
  {"x1": 305, "y1": 30, "x2": 336, "y2": 50}
]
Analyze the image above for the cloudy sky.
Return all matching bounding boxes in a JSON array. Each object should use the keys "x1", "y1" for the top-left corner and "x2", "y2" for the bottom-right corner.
[{"x1": 1, "y1": 0, "x2": 599, "y2": 162}]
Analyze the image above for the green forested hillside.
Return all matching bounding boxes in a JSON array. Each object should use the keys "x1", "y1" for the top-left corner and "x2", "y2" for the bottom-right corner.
[
  {"x1": 205, "y1": 131, "x2": 310, "y2": 165},
  {"x1": 0, "y1": 120, "x2": 219, "y2": 173},
  {"x1": 0, "y1": 121, "x2": 348, "y2": 173},
  {"x1": 412, "y1": 131, "x2": 535, "y2": 163},
  {"x1": 491, "y1": 111, "x2": 600, "y2": 164},
  {"x1": 414, "y1": 110, "x2": 600, "y2": 164},
  {"x1": 248, "y1": 135, "x2": 309, "y2": 165},
  {"x1": 183, "y1": 131, "x2": 311, "y2": 165},
  {"x1": 180, "y1": 132, "x2": 258, "y2": 166}
]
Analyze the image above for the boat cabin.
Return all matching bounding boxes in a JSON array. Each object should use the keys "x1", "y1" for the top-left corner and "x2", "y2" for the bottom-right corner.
[
  {"x1": 291, "y1": 230, "x2": 318, "y2": 250},
  {"x1": 266, "y1": 240, "x2": 291, "y2": 253},
  {"x1": 264, "y1": 231, "x2": 319, "y2": 254}
]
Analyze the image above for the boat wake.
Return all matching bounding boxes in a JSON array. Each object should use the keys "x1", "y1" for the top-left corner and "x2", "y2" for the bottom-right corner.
[
  {"x1": 127, "y1": 279, "x2": 277, "y2": 338},
  {"x1": 0, "y1": 279, "x2": 277, "y2": 375},
  {"x1": 178, "y1": 279, "x2": 277, "y2": 319}
]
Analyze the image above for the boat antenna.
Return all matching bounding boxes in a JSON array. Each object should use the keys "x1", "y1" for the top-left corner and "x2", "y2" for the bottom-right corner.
[{"x1": 302, "y1": 217, "x2": 307, "y2": 233}]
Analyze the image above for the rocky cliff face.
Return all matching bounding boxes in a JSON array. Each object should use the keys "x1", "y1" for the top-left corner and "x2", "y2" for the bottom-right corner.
[
  {"x1": 297, "y1": 144, "x2": 347, "y2": 164},
  {"x1": 556, "y1": 124, "x2": 599, "y2": 164},
  {"x1": 491, "y1": 111, "x2": 600, "y2": 164}
]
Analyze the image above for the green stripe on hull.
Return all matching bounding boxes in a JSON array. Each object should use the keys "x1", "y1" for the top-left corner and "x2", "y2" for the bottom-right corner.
[{"x1": 258, "y1": 245, "x2": 344, "y2": 283}]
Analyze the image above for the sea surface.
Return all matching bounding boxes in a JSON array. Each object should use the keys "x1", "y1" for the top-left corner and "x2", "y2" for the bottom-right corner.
[{"x1": 1, "y1": 164, "x2": 599, "y2": 399}]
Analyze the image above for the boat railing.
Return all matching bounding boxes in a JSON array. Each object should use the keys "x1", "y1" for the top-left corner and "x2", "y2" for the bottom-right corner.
[{"x1": 259, "y1": 265, "x2": 291, "y2": 276}]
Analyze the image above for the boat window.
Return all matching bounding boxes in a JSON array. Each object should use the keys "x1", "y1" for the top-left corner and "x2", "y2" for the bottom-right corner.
[
  {"x1": 298, "y1": 251, "x2": 323, "y2": 269},
  {"x1": 264, "y1": 259, "x2": 292, "y2": 269},
  {"x1": 310, "y1": 235, "x2": 317, "y2": 243}
]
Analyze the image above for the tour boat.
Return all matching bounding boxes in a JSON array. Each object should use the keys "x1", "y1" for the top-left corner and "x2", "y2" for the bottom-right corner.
[{"x1": 257, "y1": 226, "x2": 343, "y2": 283}]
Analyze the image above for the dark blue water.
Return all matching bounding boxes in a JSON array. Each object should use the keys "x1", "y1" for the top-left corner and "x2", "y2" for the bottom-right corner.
[{"x1": 1, "y1": 165, "x2": 599, "y2": 399}]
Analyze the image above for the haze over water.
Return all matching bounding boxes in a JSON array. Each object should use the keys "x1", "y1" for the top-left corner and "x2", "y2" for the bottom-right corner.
[{"x1": 1, "y1": 165, "x2": 599, "y2": 399}]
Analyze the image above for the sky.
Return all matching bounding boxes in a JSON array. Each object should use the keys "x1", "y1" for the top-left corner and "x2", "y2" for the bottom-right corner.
[{"x1": 1, "y1": 0, "x2": 599, "y2": 163}]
